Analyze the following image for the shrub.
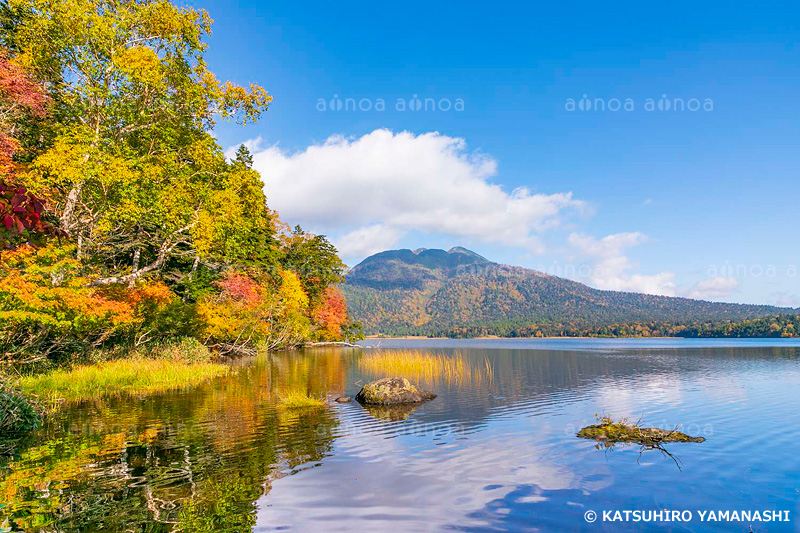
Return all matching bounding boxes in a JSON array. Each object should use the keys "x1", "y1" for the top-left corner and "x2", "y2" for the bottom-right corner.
[
  {"x1": 0, "y1": 380, "x2": 41, "y2": 440},
  {"x1": 0, "y1": 244, "x2": 179, "y2": 364},
  {"x1": 149, "y1": 337, "x2": 214, "y2": 364}
]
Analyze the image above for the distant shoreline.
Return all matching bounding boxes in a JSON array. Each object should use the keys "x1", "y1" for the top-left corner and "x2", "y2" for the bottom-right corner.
[
  {"x1": 367, "y1": 335, "x2": 676, "y2": 340},
  {"x1": 363, "y1": 335, "x2": 795, "y2": 340}
]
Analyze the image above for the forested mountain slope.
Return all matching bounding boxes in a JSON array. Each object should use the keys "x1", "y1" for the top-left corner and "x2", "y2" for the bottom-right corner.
[{"x1": 341, "y1": 247, "x2": 795, "y2": 336}]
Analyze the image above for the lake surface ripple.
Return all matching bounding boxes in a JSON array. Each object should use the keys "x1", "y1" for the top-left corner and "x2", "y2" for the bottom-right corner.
[{"x1": 2, "y1": 338, "x2": 800, "y2": 531}]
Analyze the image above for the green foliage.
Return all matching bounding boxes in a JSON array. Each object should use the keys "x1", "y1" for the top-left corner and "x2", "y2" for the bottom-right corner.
[
  {"x1": 341, "y1": 321, "x2": 365, "y2": 343},
  {"x1": 278, "y1": 224, "x2": 346, "y2": 305},
  {"x1": 425, "y1": 314, "x2": 800, "y2": 339}
]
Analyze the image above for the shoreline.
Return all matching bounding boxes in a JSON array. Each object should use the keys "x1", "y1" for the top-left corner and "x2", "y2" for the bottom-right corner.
[{"x1": 363, "y1": 335, "x2": 797, "y2": 341}]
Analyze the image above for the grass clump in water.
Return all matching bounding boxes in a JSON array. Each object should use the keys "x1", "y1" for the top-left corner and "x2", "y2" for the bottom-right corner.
[
  {"x1": 277, "y1": 390, "x2": 326, "y2": 409},
  {"x1": 358, "y1": 350, "x2": 492, "y2": 385},
  {"x1": 17, "y1": 358, "x2": 228, "y2": 403},
  {"x1": 577, "y1": 415, "x2": 706, "y2": 445}
]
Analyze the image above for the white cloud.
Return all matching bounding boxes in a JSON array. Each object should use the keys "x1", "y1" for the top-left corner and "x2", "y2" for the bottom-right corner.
[
  {"x1": 245, "y1": 129, "x2": 587, "y2": 262},
  {"x1": 223, "y1": 136, "x2": 264, "y2": 161},
  {"x1": 568, "y1": 232, "x2": 677, "y2": 296},
  {"x1": 334, "y1": 224, "x2": 405, "y2": 259},
  {"x1": 688, "y1": 276, "x2": 739, "y2": 300},
  {"x1": 232, "y1": 130, "x2": 691, "y2": 297}
]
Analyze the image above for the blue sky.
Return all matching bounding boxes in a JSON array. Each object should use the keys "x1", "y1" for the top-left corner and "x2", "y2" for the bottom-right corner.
[{"x1": 196, "y1": 0, "x2": 799, "y2": 306}]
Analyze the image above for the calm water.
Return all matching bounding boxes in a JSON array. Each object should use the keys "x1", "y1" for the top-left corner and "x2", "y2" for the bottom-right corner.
[{"x1": 2, "y1": 339, "x2": 800, "y2": 532}]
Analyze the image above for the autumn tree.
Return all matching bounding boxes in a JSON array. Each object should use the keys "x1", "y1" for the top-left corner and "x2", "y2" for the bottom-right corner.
[
  {"x1": 1, "y1": 0, "x2": 272, "y2": 284},
  {"x1": 0, "y1": 47, "x2": 58, "y2": 248},
  {"x1": 0, "y1": 0, "x2": 357, "y2": 358},
  {"x1": 277, "y1": 224, "x2": 346, "y2": 305},
  {"x1": 311, "y1": 286, "x2": 349, "y2": 340}
]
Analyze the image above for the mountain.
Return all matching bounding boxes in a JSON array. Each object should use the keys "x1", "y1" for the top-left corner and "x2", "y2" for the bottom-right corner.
[{"x1": 341, "y1": 247, "x2": 795, "y2": 337}]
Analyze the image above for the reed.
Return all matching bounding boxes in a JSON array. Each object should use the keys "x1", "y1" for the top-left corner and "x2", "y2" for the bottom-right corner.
[
  {"x1": 357, "y1": 350, "x2": 493, "y2": 386},
  {"x1": 18, "y1": 359, "x2": 228, "y2": 403}
]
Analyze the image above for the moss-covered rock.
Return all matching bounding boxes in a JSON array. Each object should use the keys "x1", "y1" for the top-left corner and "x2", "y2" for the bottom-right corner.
[
  {"x1": 355, "y1": 377, "x2": 436, "y2": 405},
  {"x1": 577, "y1": 418, "x2": 705, "y2": 445}
]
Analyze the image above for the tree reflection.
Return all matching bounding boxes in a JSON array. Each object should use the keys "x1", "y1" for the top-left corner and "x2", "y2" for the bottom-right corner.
[{"x1": 0, "y1": 351, "x2": 346, "y2": 532}]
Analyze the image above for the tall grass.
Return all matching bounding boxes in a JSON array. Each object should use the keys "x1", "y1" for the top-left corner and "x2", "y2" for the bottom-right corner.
[
  {"x1": 18, "y1": 359, "x2": 228, "y2": 403},
  {"x1": 357, "y1": 350, "x2": 494, "y2": 386}
]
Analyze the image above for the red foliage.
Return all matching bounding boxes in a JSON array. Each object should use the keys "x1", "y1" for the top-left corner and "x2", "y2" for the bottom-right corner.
[
  {"x1": 216, "y1": 270, "x2": 262, "y2": 305},
  {"x1": 0, "y1": 50, "x2": 56, "y2": 248},
  {"x1": 0, "y1": 182, "x2": 61, "y2": 248},
  {"x1": 0, "y1": 52, "x2": 48, "y2": 118},
  {"x1": 312, "y1": 286, "x2": 348, "y2": 340},
  {"x1": 0, "y1": 51, "x2": 48, "y2": 171}
]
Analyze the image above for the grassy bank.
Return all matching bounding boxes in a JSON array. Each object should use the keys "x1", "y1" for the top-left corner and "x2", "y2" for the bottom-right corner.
[{"x1": 17, "y1": 359, "x2": 228, "y2": 404}]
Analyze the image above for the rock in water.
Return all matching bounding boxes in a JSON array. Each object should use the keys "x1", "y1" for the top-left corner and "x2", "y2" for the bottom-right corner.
[
  {"x1": 577, "y1": 420, "x2": 706, "y2": 445},
  {"x1": 335, "y1": 396, "x2": 352, "y2": 403},
  {"x1": 355, "y1": 377, "x2": 436, "y2": 405}
]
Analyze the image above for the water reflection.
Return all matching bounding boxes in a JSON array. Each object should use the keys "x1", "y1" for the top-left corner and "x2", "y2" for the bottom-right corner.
[
  {"x1": 0, "y1": 352, "x2": 346, "y2": 532},
  {"x1": 1, "y1": 340, "x2": 799, "y2": 532}
]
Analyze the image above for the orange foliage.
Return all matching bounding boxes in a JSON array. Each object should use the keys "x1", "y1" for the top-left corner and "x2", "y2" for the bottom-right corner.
[
  {"x1": 197, "y1": 269, "x2": 311, "y2": 348},
  {"x1": 0, "y1": 245, "x2": 175, "y2": 352},
  {"x1": 311, "y1": 286, "x2": 348, "y2": 340}
]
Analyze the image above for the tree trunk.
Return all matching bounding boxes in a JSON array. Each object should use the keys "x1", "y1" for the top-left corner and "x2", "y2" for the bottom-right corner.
[
  {"x1": 89, "y1": 220, "x2": 196, "y2": 287},
  {"x1": 59, "y1": 181, "x2": 84, "y2": 235},
  {"x1": 128, "y1": 248, "x2": 141, "y2": 288}
]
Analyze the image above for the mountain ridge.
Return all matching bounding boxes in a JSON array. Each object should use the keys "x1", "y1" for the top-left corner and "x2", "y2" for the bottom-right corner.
[{"x1": 341, "y1": 247, "x2": 795, "y2": 336}]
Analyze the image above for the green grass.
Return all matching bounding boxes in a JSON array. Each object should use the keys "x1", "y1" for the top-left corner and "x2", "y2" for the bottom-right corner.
[
  {"x1": 18, "y1": 358, "x2": 229, "y2": 403},
  {"x1": 277, "y1": 390, "x2": 326, "y2": 409}
]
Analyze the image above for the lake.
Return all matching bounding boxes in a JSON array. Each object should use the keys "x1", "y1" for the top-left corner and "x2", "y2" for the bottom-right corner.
[{"x1": 2, "y1": 338, "x2": 800, "y2": 531}]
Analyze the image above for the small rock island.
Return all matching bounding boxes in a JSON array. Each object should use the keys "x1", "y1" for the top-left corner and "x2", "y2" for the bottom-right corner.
[
  {"x1": 578, "y1": 417, "x2": 706, "y2": 445},
  {"x1": 355, "y1": 377, "x2": 437, "y2": 405}
]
